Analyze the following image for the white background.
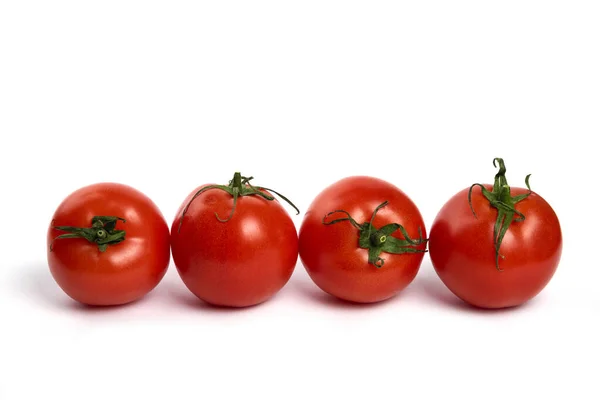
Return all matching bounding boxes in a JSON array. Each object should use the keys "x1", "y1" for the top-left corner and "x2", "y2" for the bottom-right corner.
[{"x1": 1, "y1": 1, "x2": 598, "y2": 399}]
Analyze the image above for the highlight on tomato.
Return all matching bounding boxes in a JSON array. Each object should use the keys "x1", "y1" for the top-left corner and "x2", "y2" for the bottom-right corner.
[
  {"x1": 298, "y1": 176, "x2": 428, "y2": 304},
  {"x1": 428, "y1": 158, "x2": 563, "y2": 309},
  {"x1": 47, "y1": 183, "x2": 171, "y2": 306},
  {"x1": 171, "y1": 172, "x2": 299, "y2": 308}
]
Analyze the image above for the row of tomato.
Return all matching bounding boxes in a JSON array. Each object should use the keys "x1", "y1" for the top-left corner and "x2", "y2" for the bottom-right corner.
[{"x1": 47, "y1": 158, "x2": 562, "y2": 310}]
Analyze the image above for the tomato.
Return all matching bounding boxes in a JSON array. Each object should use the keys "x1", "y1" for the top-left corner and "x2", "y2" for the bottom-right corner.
[
  {"x1": 170, "y1": 172, "x2": 299, "y2": 307},
  {"x1": 428, "y1": 158, "x2": 563, "y2": 309},
  {"x1": 47, "y1": 183, "x2": 171, "y2": 306},
  {"x1": 298, "y1": 176, "x2": 427, "y2": 303}
]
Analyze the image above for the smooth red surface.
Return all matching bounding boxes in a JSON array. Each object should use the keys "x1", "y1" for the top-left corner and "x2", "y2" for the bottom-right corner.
[
  {"x1": 47, "y1": 183, "x2": 171, "y2": 306},
  {"x1": 299, "y1": 176, "x2": 427, "y2": 303},
  {"x1": 429, "y1": 185, "x2": 563, "y2": 309},
  {"x1": 171, "y1": 186, "x2": 298, "y2": 307}
]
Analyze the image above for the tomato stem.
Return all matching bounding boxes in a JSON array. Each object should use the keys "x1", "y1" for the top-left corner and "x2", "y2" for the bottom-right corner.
[
  {"x1": 50, "y1": 216, "x2": 126, "y2": 252},
  {"x1": 178, "y1": 172, "x2": 300, "y2": 232},
  {"x1": 468, "y1": 158, "x2": 532, "y2": 271},
  {"x1": 323, "y1": 201, "x2": 427, "y2": 268}
]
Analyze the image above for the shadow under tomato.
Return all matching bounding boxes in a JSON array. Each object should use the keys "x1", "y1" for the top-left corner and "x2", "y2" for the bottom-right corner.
[
  {"x1": 166, "y1": 280, "x2": 270, "y2": 313},
  {"x1": 291, "y1": 277, "x2": 409, "y2": 310},
  {"x1": 415, "y1": 265, "x2": 538, "y2": 315},
  {"x1": 65, "y1": 298, "x2": 146, "y2": 313},
  {"x1": 13, "y1": 262, "x2": 63, "y2": 304},
  {"x1": 12, "y1": 262, "x2": 151, "y2": 313}
]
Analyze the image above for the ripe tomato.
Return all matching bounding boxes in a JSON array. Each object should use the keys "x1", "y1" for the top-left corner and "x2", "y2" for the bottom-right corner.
[
  {"x1": 298, "y1": 176, "x2": 427, "y2": 303},
  {"x1": 47, "y1": 183, "x2": 171, "y2": 306},
  {"x1": 171, "y1": 172, "x2": 299, "y2": 307},
  {"x1": 428, "y1": 158, "x2": 563, "y2": 309}
]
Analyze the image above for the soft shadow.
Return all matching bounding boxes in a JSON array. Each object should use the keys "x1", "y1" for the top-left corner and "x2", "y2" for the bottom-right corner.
[
  {"x1": 12, "y1": 262, "x2": 149, "y2": 313},
  {"x1": 165, "y1": 280, "x2": 269, "y2": 314},
  {"x1": 291, "y1": 277, "x2": 407, "y2": 310},
  {"x1": 14, "y1": 263, "x2": 65, "y2": 305},
  {"x1": 64, "y1": 298, "x2": 145, "y2": 313},
  {"x1": 415, "y1": 269, "x2": 538, "y2": 315}
]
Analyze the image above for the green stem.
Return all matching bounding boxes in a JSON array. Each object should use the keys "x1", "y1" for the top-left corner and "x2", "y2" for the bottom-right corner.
[
  {"x1": 370, "y1": 230, "x2": 388, "y2": 246},
  {"x1": 468, "y1": 157, "x2": 532, "y2": 271},
  {"x1": 323, "y1": 201, "x2": 428, "y2": 268},
  {"x1": 232, "y1": 171, "x2": 243, "y2": 188},
  {"x1": 50, "y1": 216, "x2": 126, "y2": 252},
  {"x1": 178, "y1": 172, "x2": 300, "y2": 232}
]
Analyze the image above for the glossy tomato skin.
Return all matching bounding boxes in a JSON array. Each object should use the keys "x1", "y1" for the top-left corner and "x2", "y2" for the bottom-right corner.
[
  {"x1": 47, "y1": 183, "x2": 171, "y2": 306},
  {"x1": 429, "y1": 185, "x2": 562, "y2": 309},
  {"x1": 298, "y1": 176, "x2": 427, "y2": 303},
  {"x1": 171, "y1": 186, "x2": 298, "y2": 307}
]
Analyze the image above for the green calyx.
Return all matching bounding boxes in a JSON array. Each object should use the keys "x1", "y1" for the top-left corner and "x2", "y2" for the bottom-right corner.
[
  {"x1": 50, "y1": 216, "x2": 126, "y2": 252},
  {"x1": 469, "y1": 157, "x2": 532, "y2": 271},
  {"x1": 323, "y1": 201, "x2": 427, "y2": 268},
  {"x1": 178, "y1": 172, "x2": 300, "y2": 232}
]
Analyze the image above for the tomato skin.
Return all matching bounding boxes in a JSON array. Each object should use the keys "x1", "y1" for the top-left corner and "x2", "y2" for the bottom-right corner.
[
  {"x1": 429, "y1": 184, "x2": 562, "y2": 309},
  {"x1": 47, "y1": 183, "x2": 171, "y2": 306},
  {"x1": 170, "y1": 185, "x2": 298, "y2": 307},
  {"x1": 298, "y1": 176, "x2": 427, "y2": 303}
]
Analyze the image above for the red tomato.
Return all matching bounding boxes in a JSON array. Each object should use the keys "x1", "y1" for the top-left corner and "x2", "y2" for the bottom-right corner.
[
  {"x1": 47, "y1": 183, "x2": 171, "y2": 306},
  {"x1": 171, "y1": 172, "x2": 299, "y2": 307},
  {"x1": 428, "y1": 158, "x2": 563, "y2": 309},
  {"x1": 298, "y1": 176, "x2": 427, "y2": 303}
]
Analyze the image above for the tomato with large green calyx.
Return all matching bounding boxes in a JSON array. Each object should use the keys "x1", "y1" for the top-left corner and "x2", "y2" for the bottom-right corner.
[
  {"x1": 428, "y1": 158, "x2": 563, "y2": 309},
  {"x1": 47, "y1": 183, "x2": 171, "y2": 306},
  {"x1": 171, "y1": 172, "x2": 299, "y2": 308},
  {"x1": 299, "y1": 176, "x2": 428, "y2": 304}
]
